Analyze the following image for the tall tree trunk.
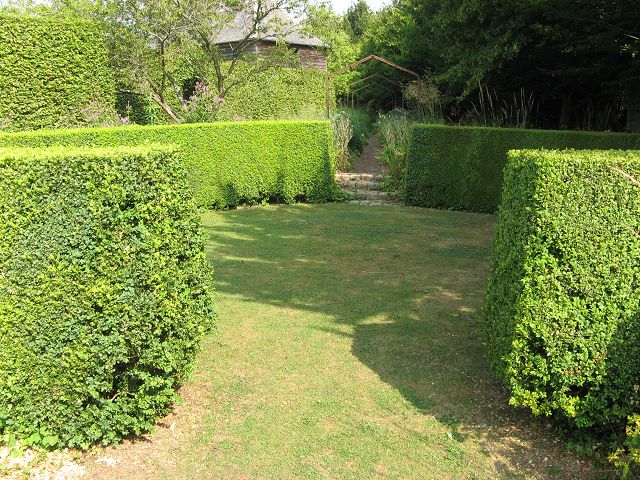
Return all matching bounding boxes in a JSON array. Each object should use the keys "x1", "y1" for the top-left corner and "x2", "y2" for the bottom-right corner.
[
  {"x1": 149, "y1": 91, "x2": 180, "y2": 124},
  {"x1": 559, "y1": 93, "x2": 572, "y2": 130},
  {"x1": 625, "y1": 81, "x2": 640, "y2": 133}
]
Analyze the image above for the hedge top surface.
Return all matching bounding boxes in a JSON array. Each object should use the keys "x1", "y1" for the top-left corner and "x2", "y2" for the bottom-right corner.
[
  {"x1": 0, "y1": 143, "x2": 175, "y2": 161},
  {"x1": 413, "y1": 123, "x2": 640, "y2": 139},
  {"x1": 0, "y1": 119, "x2": 331, "y2": 139},
  {"x1": 0, "y1": 12, "x2": 96, "y2": 26}
]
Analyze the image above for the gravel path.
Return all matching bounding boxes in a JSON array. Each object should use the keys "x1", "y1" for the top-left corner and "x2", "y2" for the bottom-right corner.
[{"x1": 352, "y1": 136, "x2": 386, "y2": 174}]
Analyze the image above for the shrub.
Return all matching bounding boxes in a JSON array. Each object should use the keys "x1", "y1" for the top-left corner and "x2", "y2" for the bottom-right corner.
[
  {"x1": 404, "y1": 79, "x2": 443, "y2": 123},
  {"x1": 0, "y1": 15, "x2": 115, "y2": 132},
  {"x1": 405, "y1": 125, "x2": 640, "y2": 212},
  {"x1": 119, "y1": 67, "x2": 329, "y2": 124},
  {"x1": 375, "y1": 109, "x2": 413, "y2": 192},
  {"x1": 217, "y1": 67, "x2": 328, "y2": 121},
  {"x1": 610, "y1": 415, "x2": 640, "y2": 479},
  {"x1": 484, "y1": 149, "x2": 640, "y2": 467},
  {"x1": 0, "y1": 145, "x2": 214, "y2": 448},
  {"x1": 331, "y1": 111, "x2": 353, "y2": 171},
  {"x1": 0, "y1": 121, "x2": 336, "y2": 209},
  {"x1": 329, "y1": 108, "x2": 373, "y2": 172},
  {"x1": 116, "y1": 91, "x2": 166, "y2": 126},
  {"x1": 340, "y1": 107, "x2": 372, "y2": 154}
]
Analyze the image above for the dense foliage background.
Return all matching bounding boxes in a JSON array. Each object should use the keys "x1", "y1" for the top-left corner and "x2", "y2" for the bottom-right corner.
[
  {"x1": 3, "y1": 0, "x2": 636, "y2": 132},
  {"x1": 355, "y1": 0, "x2": 640, "y2": 132},
  {"x1": 0, "y1": 14, "x2": 115, "y2": 131}
]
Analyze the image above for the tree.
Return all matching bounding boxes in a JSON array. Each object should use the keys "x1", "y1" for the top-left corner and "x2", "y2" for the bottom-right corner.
[
  {"x1": 182, "y1": 0, "x2": 305, "y2": 99},
  {"x1": 106, "y1": 0, "x2": 197, "y2": 122},
  {"x1": 303, "y1": 2, "x2": 360, "y2": 95},
  {"x1": 359, "y1": 0, "x2": 640, "y2": 131},
  {"x1": 356, "y1": 4, "x2": 416, "y2": 107},
  {"x1": 345, "y1": 0, "x2": 371, "y2": 37},
  {"x1": 56, "y1": 0, "x2": 306, "y2": 123}
]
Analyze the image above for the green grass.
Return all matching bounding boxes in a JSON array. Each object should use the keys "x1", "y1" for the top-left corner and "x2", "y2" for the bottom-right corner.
[{"x1": 83, "y1": 204, "x2": 602, "y2": 480}]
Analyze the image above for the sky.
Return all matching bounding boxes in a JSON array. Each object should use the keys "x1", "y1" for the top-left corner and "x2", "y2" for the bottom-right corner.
[{"x1": 329, "y1": 0, "x2": 390, "y2": 14}]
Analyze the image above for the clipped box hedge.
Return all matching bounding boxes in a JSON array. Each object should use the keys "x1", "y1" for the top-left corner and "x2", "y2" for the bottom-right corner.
[
  {"x1": 0, "y1": 145, "x2": 214, "y2": 448},
  {"x1": 0, "y1": 120, "x2": 336, "y2": 209},
  {"x1": 122, "y1": 67, "x2": 329, "y2": 124},
  {"x1": 404, "y1": 125, "x2": 640, "y2": 212},
  {"x1": 217, "y1": 67, "x2": 328, "y2": 121},
  {"x1": 484, "y1": 149, "x2": 640, "y2": 456},
  {"x1": 0, "y1": 15, "x2": 115, "y2": 131}
]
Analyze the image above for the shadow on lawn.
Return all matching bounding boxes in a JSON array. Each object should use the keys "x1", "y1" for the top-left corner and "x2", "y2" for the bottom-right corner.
[{"x1": 202, "y1": 204, "x2": 600, "y2": 480}]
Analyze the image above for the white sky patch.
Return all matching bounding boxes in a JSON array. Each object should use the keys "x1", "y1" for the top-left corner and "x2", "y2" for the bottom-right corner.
[{"x1": 329, "y1": 0, "x2": 390, "y2": 14}]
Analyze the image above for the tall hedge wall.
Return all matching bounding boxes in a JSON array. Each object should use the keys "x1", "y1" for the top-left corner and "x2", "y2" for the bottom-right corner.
[
  {"x1": 0, "y1": 121, "x2": 336, "y2": 209},
  {"x1": 404, "y1": 125, "x2": 640, "y2": 212},
  {"x1": 0, "y1": 145, "x2": 214, "y2": 448},
  {"x1": 484, "y1": 149, "x2": 640, "y2": 461},
  {"x1": 0, "y1": 15, "x2": 115, "y2": 132},
  {"x1": 118, "y1": 67, "x2": 330, "y2": 125},
  {"x1": 215, "y1": 67, "x2": 328, "y2": 121}
]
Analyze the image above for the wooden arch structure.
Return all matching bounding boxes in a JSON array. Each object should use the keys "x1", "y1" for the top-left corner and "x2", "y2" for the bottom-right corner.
[
  {"x1": 324, "y1": 54, "x2": 421, "y2": 117},
  {"x1": 345, "y1": 73, "x2": 406, "y2": 109}
]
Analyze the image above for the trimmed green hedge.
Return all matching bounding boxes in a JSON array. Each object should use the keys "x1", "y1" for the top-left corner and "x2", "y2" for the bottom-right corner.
[
  {"x1": 0, "y1": 121, "x2": 336, "y2": 209},
  {"x1": 0, "y1": 15, "x2": 115, "y2": 132},
  {"x1": 118, "y1": 67, "x2": 331, "y2": 125},
  {"x1": 0, "y1": 145, "x2": 214, "y2": 448},
  {"x1": 216, "y1": 67, "x2": 328, "y2": 121},
  {"x1": 484, "y1": 149, "x2": 640, "y2": 460},
  {"x1": 405, "y1": 125, "x2": 640, "y2": 212}
]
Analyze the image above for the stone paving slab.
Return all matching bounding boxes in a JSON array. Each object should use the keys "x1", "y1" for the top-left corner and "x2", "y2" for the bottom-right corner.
[{"x1": 337, "y1": 169, "x2": 397, "y2": 205}]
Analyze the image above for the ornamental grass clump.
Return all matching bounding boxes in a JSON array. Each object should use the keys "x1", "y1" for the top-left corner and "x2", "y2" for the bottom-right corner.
[
  {"x1": 376, "y1": 109, "x2": 413, "y2": 192},
  {"x1": 331, "y1": 111, "x2": 353, "y2": 171},
  {"x1": 0, "y1": 145, "x2": 214, "y2": 448}
]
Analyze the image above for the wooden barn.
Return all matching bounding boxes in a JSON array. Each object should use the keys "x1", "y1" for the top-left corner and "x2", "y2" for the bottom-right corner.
[{"x1": 213, "y1": 11, "x2": 329, "y2": 71}]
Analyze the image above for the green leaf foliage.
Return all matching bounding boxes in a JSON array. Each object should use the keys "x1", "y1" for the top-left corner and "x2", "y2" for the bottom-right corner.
[
  {"x1": 483, "y1": 149, "x2": 640, "y2": 462},
  {"x1": 216, "y1": 67, "x2": 329, "y2": 122},
  {"x1": 0, "y1": 14, "x2": 115, "y2": 132},
  {"x1": 0, "y1": 121, "x2": 337, "y2": 209},
  {"x1": 0, "y1": 145, "x2": 214, "y2": 448},
  {"x1": 610, "y1": 414, "x2": 640, "y2": 478},
  {"x1": 118, "y1": 66, "x2": 330, "y2": 125},
  {"x1": 404, "y1": 125, "x2": 640, "y2": 212},
  {"x1": 302, "y1": 5, "x2": 360, "y2": 96}
]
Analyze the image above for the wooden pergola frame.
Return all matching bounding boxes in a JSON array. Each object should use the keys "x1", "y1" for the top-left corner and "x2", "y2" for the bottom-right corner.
[
  {"x1": 345, "y1": 73, "x2": 407, "y2": 109},
  {"x1": 347, "y1": 73, "x2": 405, "y2": 90},
  {"x1": 325, "y1": 54, "x2": 421, "y2": 117}
]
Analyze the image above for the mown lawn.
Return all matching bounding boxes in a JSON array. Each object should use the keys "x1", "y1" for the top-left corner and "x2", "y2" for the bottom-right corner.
[{"x1": 84, "y1": 204, "x2": 600, "y2": 480}]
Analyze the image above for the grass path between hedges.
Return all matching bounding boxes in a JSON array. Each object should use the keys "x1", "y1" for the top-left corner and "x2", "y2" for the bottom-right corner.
[{"x1": 83, "y1": 204, "x2": 601, "y2": 480}]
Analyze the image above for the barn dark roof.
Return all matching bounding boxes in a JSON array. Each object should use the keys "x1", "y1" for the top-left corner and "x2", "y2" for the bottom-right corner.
[{"x1": 213, "y1": 10, "x2": 328, "y2": 48}]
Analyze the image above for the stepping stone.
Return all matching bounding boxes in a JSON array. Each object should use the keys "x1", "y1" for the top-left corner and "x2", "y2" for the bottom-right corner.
[{"x1": 336, "y1": 170, "x2": 398, "y2": 205}]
